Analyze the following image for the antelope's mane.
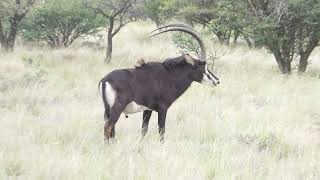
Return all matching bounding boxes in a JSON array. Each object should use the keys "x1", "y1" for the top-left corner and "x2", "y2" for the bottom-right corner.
[
  {"x1": 162, "y1": 56, "x2": 187, "y2": 69},
  {"x1": 134, "y1": 56, "x2": 189, "y2": 70}
]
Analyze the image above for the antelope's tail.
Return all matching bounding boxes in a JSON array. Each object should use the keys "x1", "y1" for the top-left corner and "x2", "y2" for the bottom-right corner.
[{"x1": 99, "y1": 80, "x2": 110, "y2": 120}]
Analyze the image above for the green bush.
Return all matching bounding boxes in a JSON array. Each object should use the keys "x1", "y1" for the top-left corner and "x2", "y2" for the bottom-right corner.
[{"x1": 21, "y1": 0, "x2": 103, "y2": 48}]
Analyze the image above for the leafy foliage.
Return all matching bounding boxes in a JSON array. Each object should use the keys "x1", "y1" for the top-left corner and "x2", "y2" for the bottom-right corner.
[
  {"x1": 172, "y1": 32, "x2": 225, "y2": 67},
  {"x1": 243, "y1": 0, "x2": 320, "y2": 73},
  {"x1": 0, "y1": 0, "x2": 36, "y2": 51},
  {"x1": 86, "y1": 0, "x2": 137, "y2": 62},
  {"x1": 21, "y1": 0, "x2": 103, "y2": 48},
  {"x1": 172, "y1": 32, "x2": 201, "y2": 56},
  {"x1": 165, "y1": 0, "x2": 320, "y2": 73},
  {"x1": 143, "y1": 0, "x2": 165, "y2": 27}
]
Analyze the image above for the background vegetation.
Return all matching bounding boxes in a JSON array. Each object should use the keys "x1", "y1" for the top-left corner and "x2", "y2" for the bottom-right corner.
[
  {"x1": 0, "y1": 0, "x2": 320, "y2": 179},
  {"x1": 1, "y1": 23, "x2": 320, "y2": 179},
  {"x1": 1, "y1": 0, "x2": 319, "y2": 73},
  {"x1": 21, "y1": 0, "x2": 103, "y2": 48}
]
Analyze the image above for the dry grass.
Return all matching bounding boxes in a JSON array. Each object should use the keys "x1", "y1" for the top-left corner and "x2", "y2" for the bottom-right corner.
[{"x1": 1, "y1": 22, "x2": 320, "y2": 180}]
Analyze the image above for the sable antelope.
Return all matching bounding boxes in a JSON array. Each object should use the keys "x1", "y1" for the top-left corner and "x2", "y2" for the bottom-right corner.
[{"x1": 99, "y1": 24, "x2": 220, "y2": 142}]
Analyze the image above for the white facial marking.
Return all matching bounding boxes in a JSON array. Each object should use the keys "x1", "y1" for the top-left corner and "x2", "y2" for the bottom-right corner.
[
  {"x1": 123, "y1": 101, "x2": 150, "y2": 115},
  {"x1": 99, "y1": 81, "x2": 103, "y2": 93},
  {"x1": 201, "y1": 65, "x2": 219, "y2": 86},
  {"x1": 205, "y1": 65, "x2": 209, "y2": 74},
  {"x1": 201, "y1": 73, "x2": 213, "y2": 86},
  {"x1": 105, "y1": 82, "x2": 116, "y2": 108}
]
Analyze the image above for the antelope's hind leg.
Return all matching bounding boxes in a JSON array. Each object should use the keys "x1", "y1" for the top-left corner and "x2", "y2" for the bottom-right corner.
[
  {"x1": 157, "y1": 109, "x2": 167, "y2": 143},
  {"x1": 104, "y1": 102, "x2": 126, "y2": 143},
  {"x1": 141, "y1": 110, "x2": 152, "y2": 140}
]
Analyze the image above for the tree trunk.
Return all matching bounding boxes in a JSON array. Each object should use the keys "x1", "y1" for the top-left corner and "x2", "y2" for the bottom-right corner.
[
  {"x1": 281, "y1": 61, "x2": 291, "y2": 74},
  {"x1": 2, "y1": 41, "x2": 13, "y2": 51},
  {"x1": 298, "y1": 55, "x2": 308, "y2": 73},
  {"x1": 155, "y1": 20, "x2": 161, "y2": 28},
  {"x1": 276, "y1": 58, "x2": 292, "y2": 74},
  {"x1": 105, "y1": 18, "x2": 114, "y2": 63},
  {"x1": 298, "y1": 40, "x2": 319, "y2": 73},
  {"x1": 0, "y1": 20, "x2": 4, "y2": 50},
  {"x1": 217, "y1": 36, "x2": 225, "y2": 45},
  {"x1": 253, "y1": 39, "x2": 263, "y2": 49},
  {"x1": 274, "y1": 58, "x2": 291, "y2": 74},
  {"x1": 271, "y1": 48, "x2": 292, "y2": 74},
  {"x1": 244, "y1": 36, "x2": 253, "y2": 49},
  {"x1": 106, "y1": 34, "x2": 112, "y2": 63},
  {"x1": 225, "y1": 31, "x2": 231, "y2": 46},
  {"x1": 215, "y1": 31, "x2": 224, "y2": 45},
  {"x1": 0, "y1": 30, "x2": 16, "y2": 52},
  {"x1": 233, "y1": 31, "x2": 240, "y2": 45},
  {"x1": 0, "y1": 14, "x2": 22, "y2": 52},
  {"x1": 1, "y1": 35, "x2": 16, "y2": 52},
  {"x1": 225, "y1": 40, "x2": 230, "y2": 46},
  {"x1": 7, "y1": 19, "x2": 18, "y2": 51}
]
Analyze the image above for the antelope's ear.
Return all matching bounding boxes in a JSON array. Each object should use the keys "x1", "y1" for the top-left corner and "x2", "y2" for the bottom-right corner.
[
  {"x1": 135, "y1": 58, "x2": 145, "y2": 67},
  {"x1": 183, "y1": 53, "x2": 195, "y2": 65}
]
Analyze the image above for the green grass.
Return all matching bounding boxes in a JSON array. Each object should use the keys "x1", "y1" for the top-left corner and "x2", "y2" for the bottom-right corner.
[{"x1": 1, "y1": 22, "x2": 320, "y2": 179}]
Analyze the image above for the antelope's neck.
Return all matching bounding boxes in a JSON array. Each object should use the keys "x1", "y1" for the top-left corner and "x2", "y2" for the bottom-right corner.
[{"x1": 167, "y1": 67, "x2": 193, "y2": 102}]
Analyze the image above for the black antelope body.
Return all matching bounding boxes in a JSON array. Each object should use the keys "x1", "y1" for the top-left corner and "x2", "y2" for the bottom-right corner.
[{"x1": 99, "y1": 24, "x2": 220, "y2": 142}]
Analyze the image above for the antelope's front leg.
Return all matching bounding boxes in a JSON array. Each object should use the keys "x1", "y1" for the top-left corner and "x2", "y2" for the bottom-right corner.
[{"x1": 157, "y1": 109, "x2": 167, "y2": 142}]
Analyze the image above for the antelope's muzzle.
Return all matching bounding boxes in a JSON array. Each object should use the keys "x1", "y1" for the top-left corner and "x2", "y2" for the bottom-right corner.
[{"x1": 201, "y1": 66, "x2": 220, "y2": 86}]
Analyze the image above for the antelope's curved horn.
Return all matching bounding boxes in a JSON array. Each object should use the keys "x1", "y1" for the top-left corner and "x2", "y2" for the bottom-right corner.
[
  {"x1": 151, "y1": 24, "x2": 195, "y2": 33},
  {"x1": 150, "y1": 26, "x2": 207, "y2": 62}
]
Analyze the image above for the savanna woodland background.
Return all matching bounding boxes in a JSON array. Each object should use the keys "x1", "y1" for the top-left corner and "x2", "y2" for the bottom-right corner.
[{"x1": 1, "y1": 0, "x2": 320, "y2": 179}]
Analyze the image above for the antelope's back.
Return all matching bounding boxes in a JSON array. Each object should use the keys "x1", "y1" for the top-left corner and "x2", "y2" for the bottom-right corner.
[{"x1": 101, "y1": 62, "x2": 170, "y2": 93}]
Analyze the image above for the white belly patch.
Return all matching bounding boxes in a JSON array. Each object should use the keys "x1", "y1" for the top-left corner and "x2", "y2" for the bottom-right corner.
[{"x1": 123, "y1": 101, "x2": 150, "y2": 115}]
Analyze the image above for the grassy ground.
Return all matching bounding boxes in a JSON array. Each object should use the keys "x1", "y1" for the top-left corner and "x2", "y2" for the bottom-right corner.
[{"x1": 1, "y1": 22, "x2": 320, "y2": 180}]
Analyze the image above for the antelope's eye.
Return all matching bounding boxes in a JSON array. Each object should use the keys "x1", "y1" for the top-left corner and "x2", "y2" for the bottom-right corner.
[
  {"x1": 199, "y1": 62, "x2": 206, "y2": 66},
  {"x1": 199, "y1": 64, "x2": 206, "y2": 68}
]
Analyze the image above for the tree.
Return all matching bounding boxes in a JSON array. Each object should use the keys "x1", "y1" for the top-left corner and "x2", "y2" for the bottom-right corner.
[
  {"x1": 143, "y1": 0, "x2": 165, "y2": 27},
  {"x1": 295, "y1": 0, "x2": 320, "y2": 73},
  {"x1": 143, "y1": 0, "x2": 162, "y2": 27},
  {"x1": 176, "y1": 1, "x2": 228, "y2": 42},
  {"x1": 0, "y1": 0, "x2": 36, "y2": 51},
  {"x1": 172, "y1": 0, "x2": 250, "y2": 47},
  {"x1": 21, "y1": 0, "x2": 102, "y2": 48},
  {"x1": 244, "y1": 0, "x2": 320, "y2": 74},
  {"x1": 86, "y1": 0, "x2": 136, "y2": 63},
  {"x1": 167, "y1": 0, "x2": 319, "y2": 74}
]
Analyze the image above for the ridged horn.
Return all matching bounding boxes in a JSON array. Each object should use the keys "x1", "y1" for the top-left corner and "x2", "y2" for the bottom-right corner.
[
  {"x1": 151, "y1": 24, "x2": 195, "y2": 33},
  {"x1": 150, "y1": 24, "x2": 207, "y2": 62}
]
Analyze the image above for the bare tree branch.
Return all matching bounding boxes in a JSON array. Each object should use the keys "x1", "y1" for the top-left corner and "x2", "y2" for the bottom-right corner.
[{"x1": 89, "y1": 0, "x2": 136, "y2": 62}]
